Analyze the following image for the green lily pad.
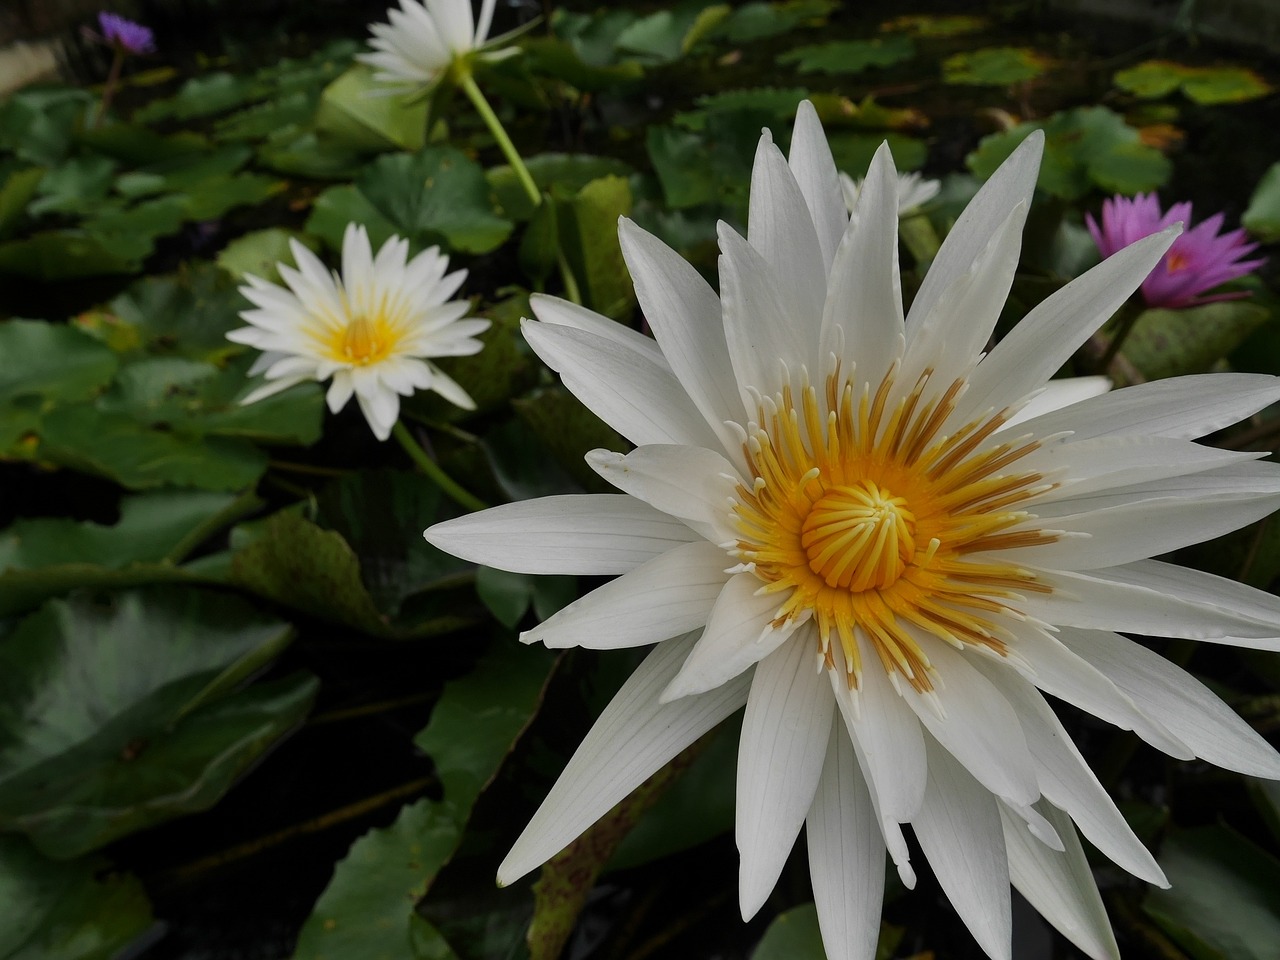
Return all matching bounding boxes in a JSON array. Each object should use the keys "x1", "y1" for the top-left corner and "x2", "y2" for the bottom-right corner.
[
  {"x1": 882, "y1": 14, "x2": 987, "y2": 37},
  {"x1": 828, "y1": 131, "x2": 926, "y2": 177},
  {"x1": 751, "y1": 903, "x2": 826, "y2": 959},
  {"x1": 1122, "y1": 301, "x2": 1270, "y2": 380},
  {"x1": 29, "y1": 155, "x2": 118, "y2": 217},
  {"x1": 1243, "y1": 162, "x2": 1280, "y2": 243},
  {"x1": 291, "y1": 641, "x2": 554, "y2": 960},
  {"x1": 74, "y1": 125, "x2": 210, "y2": 165},
  {"x1": 216, "y1": 227, "x2": 306, "y2": 282},
  {"x1": 0, "y1": 167, "x2": 43, "y2": 240},
  {"x1": 134, "y1": 72, "x2": 259, "y2": 124},
  {"x1": 968, "y1": 107, "x2": 1170, "y2": 200},
  {"x1": 487, "y1": 153, "x2": 635, "y2": 222},
  {"x1": 228, "y1": 508, "x2": 474, "y2": 639},
  {"x1": 106, "y1": 261, "x2": 250, "y2": 362},
  {"x1": 556, "y1": 174, "x2": 635, "y2": 319},
  {"x1": 777, "y1": 36, "x2": 915, "y2": 75},
  {"x1": 215, "y1": 91, "x2": 317, "y2": 142},
  {"x1": 356, "y1": 148, "x2": 514, "y2": 255},
  {"x1": 0, "y1": 231, "x2": 137, "y2": 279},
  {"x1": 181, "y1": 172, "x2": 283, "y2": 221},
  {"x1": 0, "y1": 319, "x2": 117, "y2": 407},
  {"x1": 0, "y1": 88, "x2": 92, "y2": 166},
  {"x1": 0, "y1": 587, "x2": 308, "y2": 858},
  {"x1": 711, "y1": 0, "x2": 837, "y2": 43},
  {"x1": 0, "y1": 489, "x2": 257, "y2": 617},
  {"x1": 943, "y1": 46, "x2": 1050, "y2": 86},
  {"x1": 1145, "y1": 825, "x2": 1280, "y2": 960},
  {"x1": 304, "y1": 182, "x2": 401, "y2": 253},
  {"x1": 256, "y1": 128, "x2": 370, "y2": 180},
  {"x1": 1115, "y1": 60, "x2": 1273, "y2": 105},
  {"x1": 0, "y1": 835, "x2": 153, "y2": 960},
  {"x1": 522, "y1": 37, "x2": 645, "y2": 92},
  {"x1": 315, "y1": 64, "x2": 428, "y2": 152},
  {"x1": 511, "y1": 387, "x2": 624, "y2": 493},
  {"x1": 474, "y1": 566, "x2": 576, "y2": 628},
  {"x1": 675, "y1": 87, "x2": 810, "y2": 131},
  {"x1": 614, "y1": 4, "x2": 728, "y2": 64},
  {"x1": 79, "y1": 194, "x2": 189, "y2": 262}
]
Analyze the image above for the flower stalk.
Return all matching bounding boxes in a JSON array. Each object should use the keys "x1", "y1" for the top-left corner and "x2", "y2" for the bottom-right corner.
[
  {"x1": 459, "y1": 71, "x2": 541, "y2": 209},
  {"x1": 393, "y1": 421, "x2": 487, "y2": 512}
]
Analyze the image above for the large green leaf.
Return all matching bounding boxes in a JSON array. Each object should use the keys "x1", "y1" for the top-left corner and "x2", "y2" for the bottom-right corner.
[
  {"x1": 29, "y1": 155, "x2": 118, "y2": 217},
  {"x1": 1145, "y1": 825, "x2": 1280, "y2": 960},
  {"x1": 0, "y1": 319, "x2": 117, "y2": 407},
  {"x1": 304, "y1": 182, "x2": 401, "y2": 254},
  {"x1": 0, "y1": 167, "x2": 43, "y2": 240},
  {"x1": 355, "y1": 148, "x2": 514, "y2": 255},
  {"x1": 1243, "y1": 162, "x2": 1280, "y2": 243},
  {"x1": 133, "y1": 72, "x2": 259, "y2": 124},
  {"x1": 751, "y1": 903, "x2": 826, "y2": 959},
  {"x1": 0, "y1": 489, "x2": 256, "y2": 617},
  {"x1": 1114, "y1": 60, "x2": 1273, "y2": 105},
  {"x1": 0, "y1": 88, "x2": 91, "y2": 165},
  {"x1": 487, "y1": 153, "x2": 635, "y2": 222},
  {"x1": 0, "y1": 231, "x2": 137, "y2": 279},
  {"x1": 557, "y1": 174, "x2": 635, "y2": 319},
  {"x1": 777, "y1": 36, "x2": 915, "y2": 75},
  {"x1": 1122, "y1": 301, "x2": 1270, "y2": 380},
  {"x1": 0, "y1": 836, "x2": 153, "y2": 960},
  {"x1": 710, "y1": 0, "x2": 837, "y2": 43},
  {"x1": 942, "y1": 46, "x2": 1049, "y2": 86},
  {"x1": 315, "y1": 64, "x2": 428, "y2": 152},
  {"x1": 106, "y1": 261, "x2": 250, "y2": 362},
  {"x1": 0, "y1": 587, "x2": 309, "y2": 858},
  {"x1": 291, "y1": 642, "x2": 554, "y2": 960}
]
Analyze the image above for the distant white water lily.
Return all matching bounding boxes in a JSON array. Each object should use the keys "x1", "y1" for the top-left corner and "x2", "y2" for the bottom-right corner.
[
  {"x1": 426, "y1": 102, "x2": 1280, "y2": 960},
  {"x1": 228, "y1": 223, "x2": 487, "y2": 441},
  {"x1": 359, "y1": 0, "x2": 521, "y2": 93},
  {"x1": 841, "y1": 168, "x2": 940, "y2": 215}
]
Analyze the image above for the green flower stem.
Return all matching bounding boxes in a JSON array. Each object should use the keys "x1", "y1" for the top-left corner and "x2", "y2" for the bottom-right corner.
[
  {"x1": 93, "y1": 47, "x2": 125, "y2": 128},
  {"x1": 556, "y1": 249, "x2": 583, "y2": 305},
  {"x1": 459, "y1": 73, "x2": 541, "y2": 209},
  {"x1": 392, "y1": 420, "x2": 488, "y2": 513}
]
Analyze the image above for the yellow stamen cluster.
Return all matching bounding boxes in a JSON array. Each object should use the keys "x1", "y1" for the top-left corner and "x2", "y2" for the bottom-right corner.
[
  {"x1": 731, "y1": 365, "x2": 1056, "y2": 693},
  {"x1": 325, "y1": 314, "x2": 399, "y2": 366}
]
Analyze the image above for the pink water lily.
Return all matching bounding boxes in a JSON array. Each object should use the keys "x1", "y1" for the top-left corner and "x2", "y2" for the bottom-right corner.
[{"x1": 1087, "y1": 192, "x2": 1264, "y2": 308}]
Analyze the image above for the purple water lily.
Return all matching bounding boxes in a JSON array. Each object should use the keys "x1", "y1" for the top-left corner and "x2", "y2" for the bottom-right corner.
[
  {"x1": 1087, "y1": 192, "x2": 1264, "y2": 309},
  {"x1": 97, "y1": 11, "x2": 155, "y2": 55}
]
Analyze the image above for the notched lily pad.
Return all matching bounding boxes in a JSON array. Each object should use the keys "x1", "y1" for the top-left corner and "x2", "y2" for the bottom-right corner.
[
  {"x1": 942, "y1": 46, "x2": 1050, "y2": 86},
  {"x1": 0, "y1": 587, "x2": 309, "y2": 858},
  {"x1": 1122, "y1": 300, "x2": 1270, "y2": 380},
  {"x1": 1115, "y1": 60, "x2": 1273, "y2": 105},
  {"x1": 777, "y1": 36, "x2": 915, "y2": 75}
]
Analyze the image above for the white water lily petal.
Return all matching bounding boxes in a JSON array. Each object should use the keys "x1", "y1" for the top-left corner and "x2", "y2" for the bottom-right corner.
[
  {"x1": 905, "y1": 131, "x2": 1041, "y2": 337},
  {"x1": 522, "y1": 318, "x2": 722, "y2": 449},
  {"x1": 662, "y1": 575, "x2": 799, "y2": 702},
  {"x1": 619, "y1": 220, "x2": 744, "y2": 451},
  {"x1": 806, "y1": 717, "x2": 886, "y2": 960},
  {"x1": 498, "y1": 632, "x2": 751, "y2": 886},
  {"x1": 1061, "y1": 628, "x2": 1280, "y2": 778},
  {"x1": 1001, "y1": 376, "x2": 1112, "y2": 428},
  {"x1": 914, "y1": 737, "x2": 1013, "y2": 960},
  {"x1": 901, "y1": 638, "x2": 1038, "y2": 806},
  {"x1": 1000, "y1": 801, "x2": 1121, "y2": 960},
  {"x1": 586, "y1": 445, "x2": 741, "y2": 544},
  {"x1": 521, "y1": 541, "x2": 732, "y2": 649},
  {"x1": 425, "y1": 495, "x2": 698, "y2": 575},
  {"x1": 789, "y1": 101, "x2": 848, "y2": 270},
  {"x1": 830, "y1": 636, "x2": 927, "y2": 823},
  {"x1": 821, "y1": 141, "x2": 904, "y2": 380},
  {"x1": 959, "y1": 228, "x2": 1178, "y2": 423},
  {"x1": 977, "y1": 661, "x2": 1165, "y2": 885},
  {"x1": 746, "y1": 133, "x2": 827, "y2": 366},
  {"x1": 1016, "y1": 372, "x2": 1280, "y2": 442},
  {"x1": 530, "y1": 293, "x2": 667, "y2": 366},
  {"x1": 1028, "y1": 563, "x2": 1280, "y2": 647},
  {"x1": 737, "y1": 638, "x2": 834, "y2": 918}
]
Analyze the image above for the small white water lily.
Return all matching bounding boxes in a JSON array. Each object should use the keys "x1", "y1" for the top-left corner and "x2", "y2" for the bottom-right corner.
[
  {"x1": 841, "y1": 168, "x2": 940, "y2": 216},
  {"x1": 228, "y1": 223, "x2": 488, "y2": 441},
  {"x1": 358, "y1": 0, "x2": 521, "y2": 93},
  {"x1": 426, "y1": 102, "x2": 1280, "y2": 960}
]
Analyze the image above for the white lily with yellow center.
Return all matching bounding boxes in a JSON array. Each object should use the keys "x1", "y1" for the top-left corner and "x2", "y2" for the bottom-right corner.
[
  {"x1": 228, "y1": 223, "x2": 487, "y2": 441},
  {"x1": 426, "y1": 103, "x2": 1280, "y2": 960},
  {"x1": 358, "y1": 0, "x2": 520, "y2": 93}
]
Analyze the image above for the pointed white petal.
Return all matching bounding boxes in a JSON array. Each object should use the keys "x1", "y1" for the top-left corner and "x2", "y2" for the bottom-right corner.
[
  {"x1": 586, "y1": 445, "x2": 741, "y2": 544},
  {"x1": 821, "y1": 142, "x2": 904, "y2": 382},
  {"x1": 498, "y1": 631, "x2": 751, "y2": 885},
  {"x1": 1002, "y1": 376, "x2": 1111, "y2": 429},
  {"x1": 914, "y1": 736, "x2": 1013, "y2": 960},
  {"x1": 530, "y1": 294, "x2": 666, "y2": 364},
  {"x1": 788, "y1": 101, "x2": 847, "y2": 272},
  {"x1": 618, "y1": 220, "x2": 744, "y2": 451},
  {"x1": 746, "y1": 134, "x2": 827, "y2": 366},
  {"x1": 900, "y1": 638, "x2": 1038, "y2": 806},
  {"x1": 806, "y1": 717, "x2": 886, "y2": 960},
  {"x1": 1027, "y1": 561, "x2": 1280, "y2": 648},
  {"x1": 521, "y1": 540, "x2": 730, "y2": 649},
  {"x1": 424, "y1": 495, "x2": 699, "y2": 575},
  {"x1": 1061, "y1": 628, "x2": 1280, "y2": 778},
  {"x1": 662, "y1": 574, "x2": 797, "y2": 701},
  {"x1": 959, "y1": 227, "x2": 1179, "y2": 422},
  {"x1": 1000, "y1": 801, "x2": 1121, "y2": 960},
  {"x1": 830, "y1": 637, "x2": 927, "y2": 823},
  {"x1": 737, "y1": 640, "x2": 834, "y2": 918},
  {"x1": 906, "y1": 131, "x2": 1041, "y2": 335},
  {"x1": 974, "y1": 661, "x2": 1166, "y2": 885},
  {"x1": 1016, "y1": 372, "x2": 1280, "y2": 442},
  {"x1": 522, "y1": 318, "x2": 721, "y2": 449}
]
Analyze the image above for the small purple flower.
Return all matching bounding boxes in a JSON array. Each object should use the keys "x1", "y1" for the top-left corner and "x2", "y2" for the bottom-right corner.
[
  {"x1": 1087, "y1": 192, "x2": 1264, "y2": 309},
  {"x1": 97, "y1": 12, "x2": 155, "y2": 55}
]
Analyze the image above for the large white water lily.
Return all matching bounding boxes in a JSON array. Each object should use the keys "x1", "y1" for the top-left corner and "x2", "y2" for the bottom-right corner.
[
  {"x1": 227, "y1": 222, "x2": 487, "y2": 441},
  {"x1": 425, "y1": 102, "x2": 1280, "y2": 960},
  {"x1": 358, "y1": 0, "x2": 521, "y2": 93}
]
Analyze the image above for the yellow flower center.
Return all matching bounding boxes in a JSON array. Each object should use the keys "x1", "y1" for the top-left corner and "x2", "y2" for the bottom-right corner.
[
  {"x1": 328, "y1": 314, "x2": 397, "y2": 366},
  {"x1": 1166, "y1": 250, "x2": 1190, "y2": 274},
  {"x1": 732, "y1": 365, "x2": 1057, "y2": 693}
]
